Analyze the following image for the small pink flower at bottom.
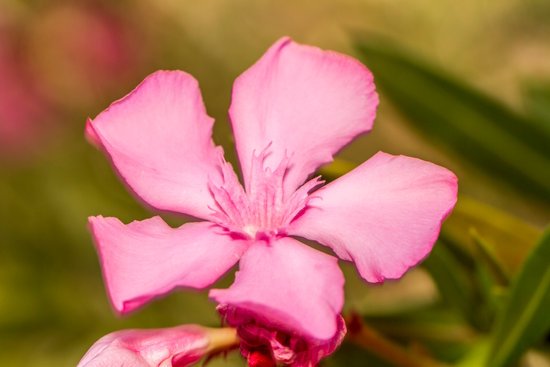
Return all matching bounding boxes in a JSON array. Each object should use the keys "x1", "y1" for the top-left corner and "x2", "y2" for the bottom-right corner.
[
  {"x1": 77, "y1": 325, "x2": 238, "y2": 367},
  {"x1": 86, "y1": 37, "x2": 457, "y2": 347},
  {"x1": 219, "y1": 304, "x2": 345, "y2": 367}
]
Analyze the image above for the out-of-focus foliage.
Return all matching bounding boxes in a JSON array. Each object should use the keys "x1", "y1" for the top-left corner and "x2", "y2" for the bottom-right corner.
[
  {"x1": 353, "y1": 36, "x2": 550, "y2": 202},
  {"x1": 1, "y1": 0, "x2": 549, "y2": 366},
  {"x1": 524, "y1": 83, "x2": 550, "y2": 129}
]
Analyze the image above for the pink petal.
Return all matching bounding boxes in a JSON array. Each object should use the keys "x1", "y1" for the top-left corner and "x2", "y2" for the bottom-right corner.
[
  {"x1": 290, "y1": 152, "x2": 458, "y2": 283},
  {"x1": 210, "y1": 237, "x2": 344, "y2": 341},
  {"x1": 77, "y1": 324, "x2": 209, "y2": 367},
  {"x1": 229, "y1": 37, "x2": 378, "y2": 195},
  {"x1": 87, "y1": 70, "x2": 224, "y2": 220},
  {"x1": 89, "y1": 216, "x2": 249, "y2": 314}
]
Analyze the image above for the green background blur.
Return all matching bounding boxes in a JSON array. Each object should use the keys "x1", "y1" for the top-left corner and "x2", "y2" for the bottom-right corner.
[{"x1": 1, "y1": 1, "x2": 549, "y2": 366}]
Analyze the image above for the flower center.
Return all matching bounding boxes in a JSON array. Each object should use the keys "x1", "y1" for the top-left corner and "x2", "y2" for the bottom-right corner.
[{"x1": 209, "y1": 147, "x2": 322, "y2": 240}]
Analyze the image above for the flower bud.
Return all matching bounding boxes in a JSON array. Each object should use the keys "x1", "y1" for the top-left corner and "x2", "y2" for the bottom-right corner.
[
  {"x1": 78, "y1": 325, "x2": 238, "y2": 367},
  {"x1": 218, "y1": 305, "x2": 346, "y2": 367}
]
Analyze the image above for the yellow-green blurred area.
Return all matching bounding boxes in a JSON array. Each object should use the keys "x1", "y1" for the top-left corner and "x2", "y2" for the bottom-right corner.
[{"x1": 1, "y1": 0, "x2": 549, "y2": 366}]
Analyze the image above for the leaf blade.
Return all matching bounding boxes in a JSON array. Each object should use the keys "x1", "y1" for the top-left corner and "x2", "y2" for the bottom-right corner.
[{"x1": 488, "y1": 228, "x2": 550, "y2": 367}]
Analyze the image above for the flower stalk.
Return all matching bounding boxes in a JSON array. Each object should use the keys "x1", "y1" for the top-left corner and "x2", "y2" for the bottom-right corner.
[{"x1": 205, "y1": 326, "x2": 240, "y2": 354}]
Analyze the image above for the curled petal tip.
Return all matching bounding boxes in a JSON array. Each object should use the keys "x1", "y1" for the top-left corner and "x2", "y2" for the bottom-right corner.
[{"x1": 85, "y1": 118, "x2": 102, "y2": 148}]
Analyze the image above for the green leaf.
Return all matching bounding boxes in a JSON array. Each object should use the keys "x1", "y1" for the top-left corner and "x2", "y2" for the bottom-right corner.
[
  {"x1": 443, "y1": 196, "x2": 541, "y2": 276},
  {"x1": 469, "y1": 229, "x2": 510, "y2": 286},
  {"x1": 353, "y1": 36, "x2": 550, "y2": 202},
  {"x1": 422, "y1": 242, "x2": 479, "y2": 328},
  {"x1": 523, "y1": 81, "x2": 550, "y2": 131},
  {"x1": 487, "y1": 227, "x2": 550, "y2": 367},
  {"x1": 456, "y1": 338, "x2": 491, "y2": 367},
  {"x1": 424, "y1": 239, "x2": 495, "y2": 332}
]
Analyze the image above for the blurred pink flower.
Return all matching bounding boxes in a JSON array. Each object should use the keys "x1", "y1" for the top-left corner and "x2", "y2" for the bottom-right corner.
[
  {"x1": 0, "y1": 19, "x2": 53, "y2": 157},
  {"x1": 87, "y1": 37, "x2": 457, "y2": 346},
  {"x1": 218, "y1": 304, "x2": 345, "y2": 367},
  {"x1": 77, "y1": 324, "x2": 238, "y2": 367},
  {"x1": 0, "y1": 1, "x2": 146, "y2": 160},
  {"x1": 27, "y1": 2, "x2": 145, "y2": 107}
]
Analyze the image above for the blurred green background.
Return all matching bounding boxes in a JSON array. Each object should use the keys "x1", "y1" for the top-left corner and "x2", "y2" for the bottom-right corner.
[{"x1": 0, "y1": 0, "x2": 549, "y2": 366}]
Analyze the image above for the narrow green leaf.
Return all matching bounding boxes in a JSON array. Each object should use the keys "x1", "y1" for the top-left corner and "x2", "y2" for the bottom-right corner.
[
  {"x1": 470, "y1": 229, "x2": 510, "y2": 286},
  {"x1": 353, "y1": 36, "x2": 550, "y2": 201},
  {"x1": 488, "y1": 227, "x2": 550, "y2": 367},
  {"x1": 422, "y1": 242, "x2": 478, "y2": 328},
  {"x1": 443, "y1": 196, "x2": 541, "y2": 276},
  {"x1": 523, "y1": 81, "x2": 550, "y2": 131},
  {"x1": 456, "y1": 338, "x2": 491, "y2": 367},
  {"x1": 424, "y1": 239, "x2": 495, "y2": 332}
]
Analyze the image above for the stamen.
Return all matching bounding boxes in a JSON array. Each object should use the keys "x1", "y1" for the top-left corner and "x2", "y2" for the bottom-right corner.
[{"x1": 209, "y1": 145, "x2": 322, "y2": 239}]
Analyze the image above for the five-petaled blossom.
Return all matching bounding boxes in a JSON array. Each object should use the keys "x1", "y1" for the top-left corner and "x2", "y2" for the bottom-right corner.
[{"x1": 86, "y1": 37, "x2": 457, "y2": 365}]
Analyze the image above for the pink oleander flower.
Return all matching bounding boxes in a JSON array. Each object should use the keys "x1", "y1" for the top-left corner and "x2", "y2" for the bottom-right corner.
[
  {"x1": 77, "y1": 324, "x2": 238, "y2": 367},
  {"x1": 86, "y1": 36, "x2": 457, "y2": 358},
  {"x1": 218, "y1": 304, "x2": 345, "y2": 367}
]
